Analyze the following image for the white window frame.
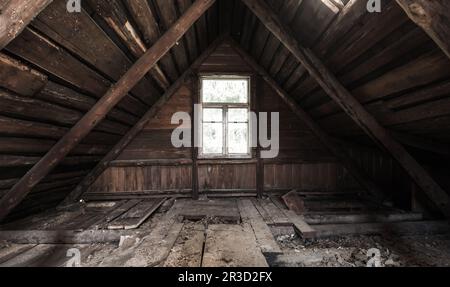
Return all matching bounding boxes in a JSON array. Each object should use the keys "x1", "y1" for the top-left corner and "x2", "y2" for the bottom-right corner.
[{"x1": 199, "y1": 75, "x2": 252, "y2": 159}]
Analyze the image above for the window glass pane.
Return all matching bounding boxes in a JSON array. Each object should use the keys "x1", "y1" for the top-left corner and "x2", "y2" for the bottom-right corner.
[
  {"x1": 203, "y1": 108, "x2": 222, "y2": 122},
  {"x1": 202, "y1": 79, "x2": 248, "y2": 103},
  {"x1": 203, "y1": 123, "x2": 223, "y2": 154},
  {"x1": 228, "y1": 123, "x2": 248, "y2": 154},
  {"x1": 228, "y1": 109, "x2": 248, "y2": 122}
]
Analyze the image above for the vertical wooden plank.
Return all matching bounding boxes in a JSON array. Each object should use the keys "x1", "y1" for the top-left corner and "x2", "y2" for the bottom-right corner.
[{"x1": 192, "y1": 76, "x2": 199, "y2": 199}]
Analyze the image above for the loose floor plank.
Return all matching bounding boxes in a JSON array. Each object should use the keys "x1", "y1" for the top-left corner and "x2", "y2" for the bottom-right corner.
[
  {"x1": 257, "y1": 198, "x2": 290, "y2": 225},
  {"x1": 269, "y1": 196, "x2": 316, "y2": 239},
  {"x1": 238, "y1": 199, "x2": 281, "y2": 253},
  {"x1": 304, "y1": 212, "x2": 424, "y2": 225},
  {"x1": 99, "y1": 200, "x2": 185, "y2": 267},
  {"x1": 92, "y1": 200, "x2": 142, "y2": 230},
  {"x1": 108, "y1": 199, "x2": 166, "y2": 230},
  {"x1": 282, "y1": 190, "x2": 305, "y2": 215},
  {"x1": 284, "y1": 210, "x2": 317, "y2": 239}
]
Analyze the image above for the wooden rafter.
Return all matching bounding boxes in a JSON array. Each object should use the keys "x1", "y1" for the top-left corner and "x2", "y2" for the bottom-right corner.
[
  {"x1": 0, "y1": 0, "x2": 53, "y2": 49},
  {"x1": 228, "y1": 37, "x2": 385, "y2": 202},
  {"x1": 62, "y1": 35, "x2": 225, "y2": 205},
  {"x1": 0, "y1": 0, "x2": 216, "y2": 221},
  {"x1": 396, "y1": 0, "x2": 450, "y2": 59},
  {"x1": 87, "y1": 0, "x2": 170, "y2": 90},
  {"x1": 241, "y1": 0, "x2": 450, "y2": 217}
]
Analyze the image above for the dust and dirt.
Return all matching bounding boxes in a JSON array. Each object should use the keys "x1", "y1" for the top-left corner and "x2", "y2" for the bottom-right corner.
[{"x1": 270, "y1": 225, "x2": 450, "y2": 267}]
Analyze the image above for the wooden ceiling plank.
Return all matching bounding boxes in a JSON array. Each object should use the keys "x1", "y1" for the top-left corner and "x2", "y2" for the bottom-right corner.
[
  {"x1": 0, "y1": 52, "x2": 47, "y2": 97},
  {"x1": 177, "y1": 0, "x2": 200, "y2": 63},
  {"x1": 87, "y1": 0, "x2": 170, "y2": 91},
  {"x1": 0, "y1": 0, "x2": 52, "y2": 49},
  {"x1": 311, "y1": 50, "x2": 450, "y2": 118},
  {"x1": 156, "y1": 0, "x2": 190, "y2": 73},
  {"x1": 0, "y1": 0, "x2": 217, "y2": 222},
  {"x1": 6, "y1": 27, "x2": 147, "y2": 117},
  {"x1": 241, "y1": 0, "x2": 450, "y2": 217},
  {"x1": 396, "y1": 0, "x2": 450, "y2": 60},
  {"x1": 124, "y1": 0, "x2": 179, "y2": 83},
  {"x1": 31, "y1": 1, "x2": 160, "y2": 106}
]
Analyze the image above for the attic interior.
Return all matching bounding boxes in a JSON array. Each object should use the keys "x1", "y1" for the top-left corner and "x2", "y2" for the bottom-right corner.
[{"x1": 0, "y1": 0, "x2": 450, "y2": 267}]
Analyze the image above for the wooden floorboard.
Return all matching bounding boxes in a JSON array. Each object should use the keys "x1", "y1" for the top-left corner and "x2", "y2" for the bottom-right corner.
[
  {"x1": 314, "y1": 220, "x2": 450, "y2": 238},
  {"x1": 238, "y1": 199, "x2": 281, "y2": 253},
  {"x1": 108, "y1": 198, "x2": 166, "y2": 230},
  {"x1": 202, "y1": 224, "x2": 268, "y2": 267}
]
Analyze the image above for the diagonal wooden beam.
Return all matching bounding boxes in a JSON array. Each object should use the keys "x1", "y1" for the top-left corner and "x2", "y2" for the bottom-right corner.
[
  {"x1": 0, "y1": 0, "x2": 53, "y2": 49},
  {"x1": 61, "y1": 35, "x2": 225, "y2": 206},
  {"x1": 0, "y1": 0, "x2": 216, "y2": 221},
  {"x1": 396, "y1": 0, "x2": 450, "y2": 60},
  {"x1": 241, "y1": 0, "x2": 450, "y2": 217},
  {"x1": 228, "y1": 37, "x2": 385, "y2": 202}
]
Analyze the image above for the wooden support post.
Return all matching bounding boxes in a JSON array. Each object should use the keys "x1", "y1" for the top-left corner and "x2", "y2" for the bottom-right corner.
[
  {"x1": 0, "y1": 0, "x2": 53, "y2": 49},
  {"x1": 229, "y1": 37, "x2": 385, "y2": 203},
  {"x1": 254, "y1": 75, "x2": 264, "y2": 198},
  {"x1": 0, "y1": 0, "x2": 216, "y2": 221},
  {"x1": 192, "y1": 75, "x2": 200, "y2": 200},
  {"x1": 396, "y1": 0, "x2": 450, "y2": 60},
  {"x1": 240, "y1": 0, "x2": 450, "y2": 217},
  {"x1": 62, "y1": 36, "x2": 225, "y2": 205}
]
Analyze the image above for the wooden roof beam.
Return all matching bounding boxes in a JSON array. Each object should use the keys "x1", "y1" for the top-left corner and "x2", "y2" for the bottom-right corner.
[
  {"x1": 61, "y1": 35, "x2": 226, "y2": 206},
  {"x1": 0, "y1": 0, "x2": 216, "y2": 222},
  {"x1": 241, "y1": 0, "x2": 450, "y2": 217},
  {"x1": 396, "y1": 0, "x2": 450, "y2": 60},
  {"x1": 228, "y1": 37, "x2": 386, "y2": 203},
  {"x1": 0, "y1": 0, "x2": 53, "y2": 49}
]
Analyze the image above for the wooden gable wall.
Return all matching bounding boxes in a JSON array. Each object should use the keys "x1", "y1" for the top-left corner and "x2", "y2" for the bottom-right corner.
[{"x1": 86, "y1": 42, "x2": 407, "y2": 199}]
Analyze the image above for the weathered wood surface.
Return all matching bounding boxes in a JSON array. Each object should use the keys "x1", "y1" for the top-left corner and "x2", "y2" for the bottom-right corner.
[
  {"x1": 396, "y1": 0, "x2": 450, "y2": 59},
  {"x1": 0, "y1": 0, "x2": 217, "y2": 222},
  {"x1": 108, "y1": 198, "x2": 165, "y2": 230},
  {"x1": 314, "y1": 220, "x2": 450, "y2": 238},
  {"x1": 241, "y1": 0, "x2": 450, "y2": 217},
  {"x1": 238, "y1": 199, "x2": 281, "y2": 253},
  {"x1": 282, "y1": 190, "x2": 306, "y2": 215},
  {"x1": 0, "y1": 0, "x2": 52, "y2": 49},
  {"x1": 180, "y1": 199, "x2": 240, "y2": 222},
  {"x1": 202, "y1": 224, "x2": 269, "y2": 267},
  {"x1": 62, "y1": 36, "x2": 224, "y2": 205},
  {"x1": 0, "y1": 230, "x2": 142, "y2": 244},
  {"x1": 99, "y1": 200, "x2": 185, "y2": 267},
  {"x1": 284, "y1": 210, "x2": 317, "y2": 239},
  {"x1": 304, "y1": 212, "x2": 424, "y2": 225},
  {"x1": 230, "y1": 38, "x2": 385, "y2": 201}
]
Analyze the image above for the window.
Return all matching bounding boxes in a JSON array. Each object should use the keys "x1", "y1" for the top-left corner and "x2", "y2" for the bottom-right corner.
[{"x1": 200, "y1": 76, "x2": 251, "y2": 158}]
